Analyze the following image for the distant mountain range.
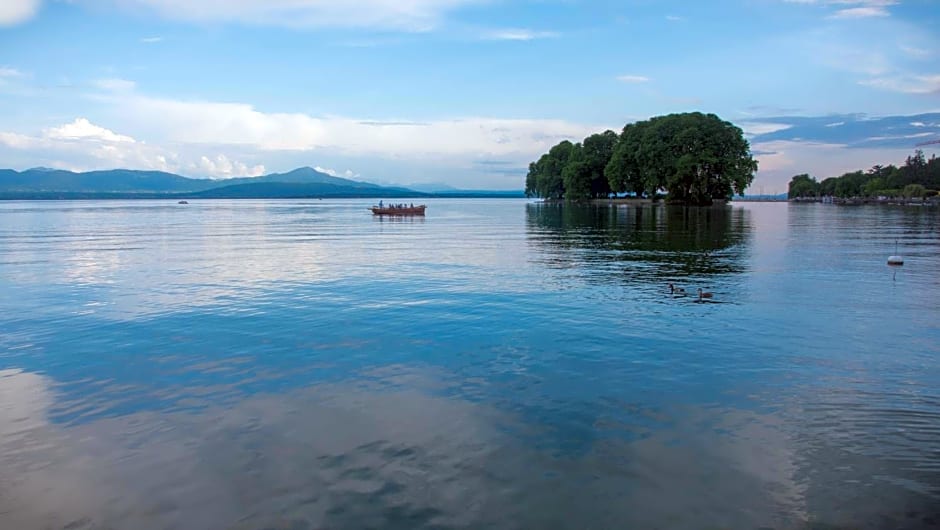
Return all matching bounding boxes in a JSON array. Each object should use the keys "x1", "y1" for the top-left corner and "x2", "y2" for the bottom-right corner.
[{"x1": 0, "y1": 167, "x2": 524, "y2": 199}]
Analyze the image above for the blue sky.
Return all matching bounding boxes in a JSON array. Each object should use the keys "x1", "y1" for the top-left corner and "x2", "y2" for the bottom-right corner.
[{"x1": 0, "y1": 0, "x2": 938, "y2": 191}]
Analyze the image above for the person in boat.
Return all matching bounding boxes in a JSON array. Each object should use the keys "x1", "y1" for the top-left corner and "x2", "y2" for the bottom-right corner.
[{"x1": 379, "y1": 200, "x2": 383, "y2": 208}]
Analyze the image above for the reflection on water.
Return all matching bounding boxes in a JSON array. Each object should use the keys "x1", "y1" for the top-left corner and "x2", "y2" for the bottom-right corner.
[
  {"x1": 1, "y1": 199, "x2": 939, "y2": 529},
  {"x1": 526, "y1": 203, "x2": 752, "y2": 284}
]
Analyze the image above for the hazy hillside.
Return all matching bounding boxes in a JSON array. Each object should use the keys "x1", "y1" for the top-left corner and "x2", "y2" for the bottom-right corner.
[
  {"x1": 0, "y1": 168, "x2": 212, "y2": 192},
  {"x1": 191, "y1": 182, "x2": 425, "y2": 199},
  {"x1": 0, "y1": 166, "x2": 393, "y2": 195},
  {"x1": 0, "y1": 166, "x2": 523, "y2": 199}
]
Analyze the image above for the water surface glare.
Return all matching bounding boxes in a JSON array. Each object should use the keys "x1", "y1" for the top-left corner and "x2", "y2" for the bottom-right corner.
[{"x1": 1, "y1": 199, "x2": 939, "y2": 529}]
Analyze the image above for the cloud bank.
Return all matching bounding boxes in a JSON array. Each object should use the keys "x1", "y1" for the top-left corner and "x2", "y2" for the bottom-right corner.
[{"x1": 78, "y1": 0, "x2": 483, "y2": 31}]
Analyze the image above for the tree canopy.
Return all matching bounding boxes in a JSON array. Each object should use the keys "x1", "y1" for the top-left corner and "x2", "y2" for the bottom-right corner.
[
  {"x1": 526, "y1": 112, "x2": 757, "y2": 205},
  {"x1": 787, "y1": 149, "x2": 940, "y2": 199},
  {"x1": 525, "y1": 140, "x2": 575, "y2": 200}
]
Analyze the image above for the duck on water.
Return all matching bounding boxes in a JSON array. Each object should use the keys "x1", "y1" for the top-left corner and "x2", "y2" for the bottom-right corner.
[{"x1": 669, "y1": 284, "x2": 717, "y2": 302}]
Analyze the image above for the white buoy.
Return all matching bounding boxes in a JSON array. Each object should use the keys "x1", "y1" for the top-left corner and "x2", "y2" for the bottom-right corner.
[{"x1": 887, "y1": 239, "x2": 904, "y2": 266}]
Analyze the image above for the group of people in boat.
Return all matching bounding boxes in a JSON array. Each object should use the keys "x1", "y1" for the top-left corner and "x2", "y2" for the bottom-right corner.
[{"x1": 377, "y1": 201, "x2": 416, "y2": 209}]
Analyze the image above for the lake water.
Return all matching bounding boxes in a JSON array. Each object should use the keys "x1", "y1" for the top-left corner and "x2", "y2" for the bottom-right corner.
[{"x1": 1, "y1": 199, "x2": 938, "y2": 530}]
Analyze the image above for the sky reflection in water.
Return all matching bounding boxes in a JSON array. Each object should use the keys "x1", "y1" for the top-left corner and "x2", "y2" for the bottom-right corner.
[{"x1": 1, "y1": 199, "x2": 938, "y2": 529}]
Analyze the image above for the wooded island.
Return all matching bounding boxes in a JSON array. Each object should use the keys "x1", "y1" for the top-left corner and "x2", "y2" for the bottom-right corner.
[{"x1": 525, "y1": 112, "x2": 758, "y2": 205}]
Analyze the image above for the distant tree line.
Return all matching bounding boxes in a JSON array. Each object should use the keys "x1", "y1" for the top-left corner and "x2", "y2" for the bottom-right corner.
[
  {"x1": 525, "y1": 112, "x2": 758, "y2": 205},
  {"x1": 788, "y1": 150, "x2": 940, "y2": 199}
]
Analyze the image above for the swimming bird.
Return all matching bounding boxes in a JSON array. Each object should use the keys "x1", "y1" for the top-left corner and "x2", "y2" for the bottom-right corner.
[
  {"x1": 668, "y1": 283, "x2": 686, "y2": 295},
  {"x1": 697, "y1": 288, "x2": 713, "y2": 300}
]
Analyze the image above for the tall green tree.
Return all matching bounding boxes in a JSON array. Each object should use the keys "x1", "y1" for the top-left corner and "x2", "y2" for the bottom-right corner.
[
  {"x1": 605, "y1": 121, "x2": 650, "y2": 196},
  {"x1": 581, "y1": 130, "x2": 618, "y2": 198},
  {"x1": 562, "y1": 143, "x2": 591, "y2": 201},
  {"x1": 819, "y1": 177, "x2": 838, "y2": 197},
  {"x1": 788, "y1": 174, "x2": 819, "y2": 199},
  {"x1": 605, "y1": 112, "x2": 757, "y2": 204},
  {"x1": 526, "y1": 140, "x2": 575, "y2": 199}
]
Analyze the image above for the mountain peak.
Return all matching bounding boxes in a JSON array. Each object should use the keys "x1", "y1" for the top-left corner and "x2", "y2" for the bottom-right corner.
[{"x1": 288, "y1": 166, "x2": 321, "y2": 174}]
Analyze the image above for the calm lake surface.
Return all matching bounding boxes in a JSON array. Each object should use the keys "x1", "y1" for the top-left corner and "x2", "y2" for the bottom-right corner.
[{"x1": 1, "y1": 199, "x2": 938, "y2": 530}]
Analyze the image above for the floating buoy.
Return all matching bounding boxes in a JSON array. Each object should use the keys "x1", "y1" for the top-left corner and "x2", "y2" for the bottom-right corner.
[{"x1": 887, "y1": 239, "x2": 903, "y2": 266}]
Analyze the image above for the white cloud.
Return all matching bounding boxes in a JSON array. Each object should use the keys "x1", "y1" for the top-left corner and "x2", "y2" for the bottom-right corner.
[
  {"x1": 859, "y1": 74, "x2": 940, "y2": 94},
  {"x1": 0, "y1": 120, "x2": 175, "y2": 172},
  {"x1": 616, "y1": 75, "x2": 651, "y2": 83},
  {"x1": 899, "y1": 45, "x2": 929, "y2": 58},
  {"x1": 783, "y1": 0, "x2": 898, "y2": 18},
  {"x1": 481, "y1": 29, "x2": 558, "y2": 41},
  {"x1": 46, "y1": 118, "x2": 136, "y2": 143},
  {"x1": 829, "y1": 6, "x2": 889, "y2": 18},
  {"x1": 0, "y1": 131, "x2": 36, "y2": 149},
  {"x1": 1, "y1": 88, "x2": 606, "y2": 187},
  {"x1": 84, "y1": 0, "x2": 483, "y2": 31},
  {"x1": 315, "y1": 166, "x2": 360, "y2": 179},
  {"x1": 0, "y1": 67, "x2": 24, "y2": 78},
  {"x1": 665, "y1": 15, "x2": 684, "y2": 22},
  {"x1": 140, "y1": 36, "x2": 163, "y2": 43},
  {"x1": 94, "y1": 78, "x2": 137, "y2": 92},
  {"x1": 861, "y1": 132, "x2": 933, "y2": 142},
  {"x1": 740, "y1": 122, "x2": 793, "y2": 136},
  {"x1": 105, "y1": 93, "x2": 605, "y2": 162},
  {"x1": 0, "y1": 118, "x2": 264, "y2": 178},
  {"x1": 194, "y1": 154, "x2": 265, "y2": 178},
  {"x1": 0, "y1": 0, "x2": 40, "y2": 26}
]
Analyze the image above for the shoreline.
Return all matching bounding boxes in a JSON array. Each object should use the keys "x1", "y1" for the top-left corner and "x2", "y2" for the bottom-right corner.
[{"x1": 790, "y1": 196, "x2": 939, "y2": 206}]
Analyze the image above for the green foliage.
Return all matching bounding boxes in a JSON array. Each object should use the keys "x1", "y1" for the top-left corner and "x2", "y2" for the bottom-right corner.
[
  {"x1": 862, "y1": 177, "x2": 884, "y2": 197},
  {"x1": 605, "y1": 121, "x2": 648, "y2": 196},
  {"x1": 525, "y1": 140, "x2": 575, "y2": 199},
  {"x1": 903, "y1": 183, "x2": 926, "y2": 198},
  {"x1": 788, "y1": 174, "x2": 819, "y2": 198},
  {"x1": 605, "y1": 113, "x2": 757, "y2": 204},
  {"x1": 796, "y1": 152, "x2": 940, "y2": 200},
  {"x1": 562, "y1": 143, "x2": 591, "y2": 201},
  {"x1": 528, "y1": 112, "x2": 757, "y2": 204},
  {"x1": 581, "y1": 130, "x2": 618, "y2": 198}
]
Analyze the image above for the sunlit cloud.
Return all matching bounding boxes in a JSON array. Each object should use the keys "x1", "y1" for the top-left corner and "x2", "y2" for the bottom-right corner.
[
  {"x1": 782, "y1": 0, "x2": 899, "y2": 19},
  {"x1": 899, "y1": 45, "x2": 929, "y2": 58},
  {"x1": 616, "y1": 75, "x2": 651, "y2": 83},
  {"x1": 315, "y1": 165, "x2": 360, "y2": 179},
  {"x1": 0, "y1": 0, "x2": 40, "y2": 26},
  {"x1": 0, "y1": 67, "x2": 25, "y2": 78},
  {"x1": 740, "y1": 122, "x2": 793, "y2": 136},
  {"x1": 0, "y1": 118, "x2": 265, "y2": 178},
  {"x1": 828, "y1": 6, "x2": 890, "y2": 18},
  {"x1": 859, "y1": 74, "x2": 940, "y2": 95},
  {"x1": 72, "y1": 0, "x2": 486, "y2": 31},
  {"x1": 94, "y1": 78, "x2": 137, "y2": 92},
  {"x1": 480, "y1": 28, "x2": 559, "y2": 41},
  {"x1": 101, "y1": 91, "x2": 606, "y2": 162}
]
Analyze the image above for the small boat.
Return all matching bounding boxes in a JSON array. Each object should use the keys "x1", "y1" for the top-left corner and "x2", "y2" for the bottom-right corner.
[
  {"x1": 371, "y1": 204, "x2": 426, "y2": 216},
  {"x1": 178, "y1": 200, "x2": 189, "y2": 204}
]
